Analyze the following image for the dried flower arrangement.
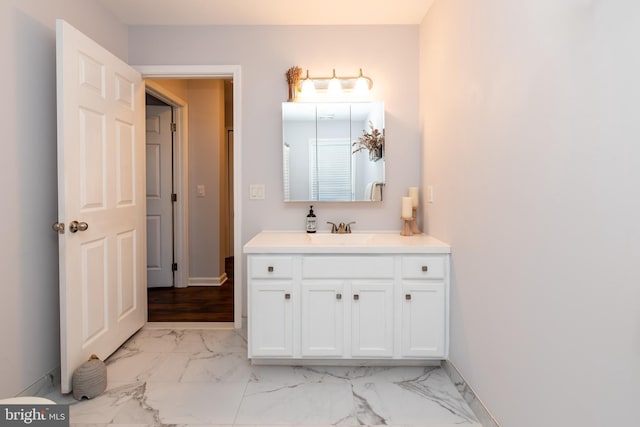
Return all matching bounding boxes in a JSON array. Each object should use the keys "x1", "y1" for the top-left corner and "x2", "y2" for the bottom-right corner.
[
  {"x1": 352, "y1": 121, "x2": 385, "y2": 158},
  {"x1": 285, "y1": 66, "x2": 302, "y2": 101}
]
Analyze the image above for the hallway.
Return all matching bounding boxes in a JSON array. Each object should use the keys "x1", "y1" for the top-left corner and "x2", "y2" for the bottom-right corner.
[{"x1": 147, "y1": 257, "x2": 234, "y2": 322}]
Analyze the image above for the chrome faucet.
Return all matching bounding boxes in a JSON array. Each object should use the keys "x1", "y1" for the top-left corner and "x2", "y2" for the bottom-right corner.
[{"x1": 327, "y1": 221, "x2": 356, "y2": 234}]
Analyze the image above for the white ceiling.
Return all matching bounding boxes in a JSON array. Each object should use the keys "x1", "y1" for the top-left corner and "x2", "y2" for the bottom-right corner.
[{"x1": 98, "y1": 0, "x2": 434, "y2": 26}]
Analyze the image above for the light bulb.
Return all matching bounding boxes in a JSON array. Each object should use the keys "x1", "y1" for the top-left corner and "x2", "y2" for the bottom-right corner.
[
  {"x1": 354, "y1": 69, "x2": 370, "y2": 96},
  {"x1": 328, "y1": 69, "x2": 342, "y2": 96},
  {"x1": 301, "y1": 78, "x2": 316, "y2": 97},
  {"x1": 354, "y1": 77, "x2": 369, "y2": 95}
]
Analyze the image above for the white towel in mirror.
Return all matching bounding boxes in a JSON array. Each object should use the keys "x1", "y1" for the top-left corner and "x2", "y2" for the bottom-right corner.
[{"x1": 365, "y1": 182, "x2": 383, "y2": 201}]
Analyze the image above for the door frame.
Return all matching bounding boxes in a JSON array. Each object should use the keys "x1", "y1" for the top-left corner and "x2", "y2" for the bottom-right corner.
[{"x1": 136, "y1": 65, "x2": 243, "y2": 328}]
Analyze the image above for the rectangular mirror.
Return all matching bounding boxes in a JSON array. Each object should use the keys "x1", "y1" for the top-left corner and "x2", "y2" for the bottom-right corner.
[{"x1": 283, "y1": 101, "x2": 385, "y2": 202}]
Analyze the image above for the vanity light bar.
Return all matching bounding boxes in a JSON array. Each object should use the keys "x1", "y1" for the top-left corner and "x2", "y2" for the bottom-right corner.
[
  {"x1": 301, "y1": 68, "x2": 373, "y2": 91},
  {"x1": 286, "y1": 66, "x2": 373, "y2": 101}
]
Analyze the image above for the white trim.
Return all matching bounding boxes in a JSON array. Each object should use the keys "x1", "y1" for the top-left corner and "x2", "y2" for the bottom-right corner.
[
  {"x1": 251, "y1": 359, "x2": 441, "y2": 366},
  {"x1": 441, "y1": 360, "x2": 501, "y2": 427},
  {"x1": 18, "y1": 367, "x2": 60, "y2": 398},
  {"x1": 145, "y1": 80, "x2": 190, "y2": 289},
  {"x1": 136, "y1": 65, "x2": 238, "y2": 79},
  {"x1": 136, "y1": 65, "x2": 243, "y2": 330},
  {"x1": 189, "y1": 273, "x2": 228, "y2": 287},
  {"x1": 145, "y1": 322, "x2": 235, "y2": 330}
]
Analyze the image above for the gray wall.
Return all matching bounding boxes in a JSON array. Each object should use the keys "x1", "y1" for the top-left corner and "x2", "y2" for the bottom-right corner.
[
  {"x1": 186, "y1": 80, "x2": 225, "y2": 280},
  {"x1": 420, "y1": 1, "x2": 640, "y2": 426},
  {"x1": 129, "y1": 25, "x2": 421, "y2": 237},
  {"x1": 0, "y1": 0, "x2": 127, "y2": 397}
]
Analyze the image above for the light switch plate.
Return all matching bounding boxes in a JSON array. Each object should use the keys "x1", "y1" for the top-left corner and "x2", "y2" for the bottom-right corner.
[
  {"x1": 250, "y1": 184, "x2": 265, "y2": 200},
  {"x1": 427, "y1": 185, "x2": 434, "y2": 203},
  {"x1": 197, "y1": 184, "x2": 205, "y2": 198}
]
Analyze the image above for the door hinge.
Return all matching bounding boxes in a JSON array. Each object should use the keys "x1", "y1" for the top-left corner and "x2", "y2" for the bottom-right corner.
[
  {"x1": 172, "y1": 263, "x2": 178, "y2": 272},
  {"x1": 171, "y1": 193, "x2": 177, "y2": 202},
  {"x1": 170, "y1": 122, "x2": 177, "y2": 132}
]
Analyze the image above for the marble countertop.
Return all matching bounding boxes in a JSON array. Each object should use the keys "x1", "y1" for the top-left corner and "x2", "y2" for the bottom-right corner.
[{"x1": 243, "y1": 231, "x2": 451, "y2": 254}]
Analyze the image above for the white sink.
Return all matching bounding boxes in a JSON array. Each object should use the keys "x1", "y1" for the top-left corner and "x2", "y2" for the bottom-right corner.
[{"x1": 307, "y1": 233, "x2": 374, "y2": 245}]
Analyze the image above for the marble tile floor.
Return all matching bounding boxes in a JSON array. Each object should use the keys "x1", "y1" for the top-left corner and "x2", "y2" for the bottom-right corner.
[{"x1": 44, "y1": 327, "x2": 481, "y2": 427}]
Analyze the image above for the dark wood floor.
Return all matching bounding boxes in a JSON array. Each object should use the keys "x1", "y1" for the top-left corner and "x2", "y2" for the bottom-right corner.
[{"x1": 147, "y1": 257, "x2": 234, "y2": 322}]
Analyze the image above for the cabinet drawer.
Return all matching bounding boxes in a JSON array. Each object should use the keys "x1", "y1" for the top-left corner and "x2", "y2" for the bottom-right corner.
[
  {"x1": 250, "y1": 256, "x2": 294, "y2": 278},
  {"x1": 303, "y1": 256, "x2": 394, "y2": 279},
  {"x1": 401, "y1": 256, "x2": 446, "y2": 279}
]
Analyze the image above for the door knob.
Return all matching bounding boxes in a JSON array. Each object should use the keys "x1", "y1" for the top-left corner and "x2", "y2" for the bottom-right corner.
[
  {"x1": 52, "y1": 222, "x2": 65, "y2": 234},
  {"x1": 69, "y1": 220, "x2": 89, "y2": 233}
]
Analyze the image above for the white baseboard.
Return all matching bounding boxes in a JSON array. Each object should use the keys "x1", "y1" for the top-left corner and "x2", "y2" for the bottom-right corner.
[
  {"x1": 441, "y1": 359, "x2": 501, "y2": 427},
  {"x1": 251, "y1": 359, "x2": 441, "y2": 367},
  {"x1": 19, "y1": 367, "x2": 60, "y2": 398},
  {"x1": 145, "y1": 322, "x2": 235, "y2": 329},
  {"x1": 188, "y1": 273, "x2": 228, "y2": 287}
]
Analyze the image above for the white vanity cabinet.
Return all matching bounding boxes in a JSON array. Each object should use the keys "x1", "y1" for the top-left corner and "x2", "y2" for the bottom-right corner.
[{"x1": 244, "y1": 232, "x2": 451, "y2": 362}]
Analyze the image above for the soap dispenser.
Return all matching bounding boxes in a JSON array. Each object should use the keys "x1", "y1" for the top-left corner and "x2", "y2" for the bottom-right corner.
[{"x1": 306, "y1": 205, "x2": 317, "y2": 233}]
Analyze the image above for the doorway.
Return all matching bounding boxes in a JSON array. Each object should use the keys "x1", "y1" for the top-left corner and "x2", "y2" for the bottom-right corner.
[
  {"x1": 145, "y1": 95, "x2": 174, "y2": 288},
  {"x1": 143, "y1": 73, "x2": 239, "y2": 324}
]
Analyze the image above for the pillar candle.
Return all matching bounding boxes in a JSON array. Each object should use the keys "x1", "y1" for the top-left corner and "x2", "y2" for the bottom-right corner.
[
  {"x1": 409, "y1": 187, "x2": 419, "y2": 208},
  {"x1": 401, "y1": 197, "x2": 413, "y2": 218}
]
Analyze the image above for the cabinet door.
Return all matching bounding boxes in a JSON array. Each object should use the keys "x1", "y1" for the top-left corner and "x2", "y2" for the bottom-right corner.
[
  {"x1": 401, "y1": 282, "x2": 445, "y2": 357},
  {"x1": 250, "y1": 281, "x2": 294, "y2": 357},
  {"x1": 351, "y1": 281, "x2": 394, "y2": 357},
  {"x1": 301, "y1": 281, "x2": 344, "y2": 356}
]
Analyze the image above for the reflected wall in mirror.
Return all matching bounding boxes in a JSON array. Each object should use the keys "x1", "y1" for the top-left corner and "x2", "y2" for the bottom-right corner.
[{"x1": 283, "y1": 101, "x2": 385, "y2": 202}]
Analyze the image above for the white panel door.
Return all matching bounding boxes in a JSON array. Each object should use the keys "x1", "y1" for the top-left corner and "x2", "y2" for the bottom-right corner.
[
  {"x1": 55, "y1": 20, "x2": 146, "y2": 393},
  {"x1": 301, "y1": 281, "x2": 344, "y2": 357},
  {"x1": 351, "y1": 281, "x2": 394, "y2": 357},
  {"x1": 401, "y1": 282, "x2": 445, "y2": 357},
  {"x1": 146, "y1": 105, "x2": 173, "y2": 287}
]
